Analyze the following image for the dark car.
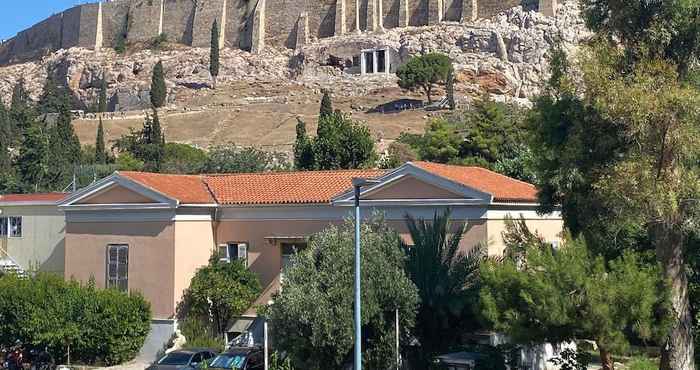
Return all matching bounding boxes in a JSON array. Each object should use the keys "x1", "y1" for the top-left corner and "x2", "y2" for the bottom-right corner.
[
  {"x1": 208, "y1": 347, "x2": 264, "y2": 370},
  {"x1": 146, "y1": 348, "x2": 217, "y2": 370}
]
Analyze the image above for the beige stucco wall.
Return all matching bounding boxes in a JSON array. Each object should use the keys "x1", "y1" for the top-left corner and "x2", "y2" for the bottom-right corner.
[
  {"x1": 365, "y1": 176, "x2": 464, "y2": 199},
  {"x1": 173, "y1": 220, "x2": 216, "y2": 312},
  {"x1": 65, "y1": 221, "x2": 177, "y2": 319},
  {"x1": 78, "y1": 185, "x2": 157, "y2": 204},
  {"x1": 0, "y1": 205, "x2": 65, "y2": 274},
  {"x1": 486, "y1": 218, "x2": 564, "y2": 256},
  {"x1": 217, "y1": 216, "x2": 488, "y2": 312}
]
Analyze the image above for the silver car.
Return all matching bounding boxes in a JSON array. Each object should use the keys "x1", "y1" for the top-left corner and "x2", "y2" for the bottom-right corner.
[{"x1": 146, "y1": 349, "x2": 217, "y2": 370}]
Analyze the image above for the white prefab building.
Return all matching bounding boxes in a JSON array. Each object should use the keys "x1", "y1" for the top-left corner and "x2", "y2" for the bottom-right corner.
[
  {"x1": 0, "y1": 193, "x2": 67, "y2": 276},
  {"x1": 360, "y1": 48, "x2": 391, "y2": 75}
]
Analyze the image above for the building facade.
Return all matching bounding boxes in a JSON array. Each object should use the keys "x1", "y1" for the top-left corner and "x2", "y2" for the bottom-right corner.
[
  {"x1": 0, "y1": 193, "x2": 67, "y2": 276},
  {"x1": 58, "y1": 161, "x2": 562, "y2": 335}
]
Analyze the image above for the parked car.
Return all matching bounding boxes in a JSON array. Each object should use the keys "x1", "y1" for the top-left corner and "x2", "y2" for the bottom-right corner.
[
  {"x1": 208, "y1": 347, "x2": 264, "y2": 370},
  {"x1": 146, "y1": 348, "x2": 217, "y2": 370}
]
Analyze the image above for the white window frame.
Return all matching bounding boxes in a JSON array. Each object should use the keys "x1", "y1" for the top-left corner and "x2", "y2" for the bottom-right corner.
[
  {"x1": 106, "y1": 244, "x2": 129, "y2": 292},
  {"x1": 218, "y1": 242, "x2": 248, "y2": 267},
  {"x1": 8, "y1": 217, "x2": 22, "y2": 238}
]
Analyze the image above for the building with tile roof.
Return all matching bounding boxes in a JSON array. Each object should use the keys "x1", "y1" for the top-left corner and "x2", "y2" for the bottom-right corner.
[{"x1": 56, "y1": 162, "x2": 562, "y2": 346}]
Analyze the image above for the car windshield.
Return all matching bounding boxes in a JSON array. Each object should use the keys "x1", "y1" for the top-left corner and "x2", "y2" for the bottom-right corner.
[
  {"x1": 157, "y1": 352, "x2": 192, "y2": 365},
  {"x1": 209, "y1": 354, "x2": 247, "y2": 369}
]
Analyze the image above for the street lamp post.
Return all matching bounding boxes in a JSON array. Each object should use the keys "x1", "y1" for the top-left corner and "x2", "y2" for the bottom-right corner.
[{"x1": 352, "y1": 178, "x2": 380, "y2": 370}]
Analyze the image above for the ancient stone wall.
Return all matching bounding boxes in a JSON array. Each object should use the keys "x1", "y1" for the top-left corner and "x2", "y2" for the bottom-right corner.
[
  {"x1": 0, "y1": 0, "x2": 559, "y2": 65},
  {"x1": 102, "y1": 1, "x2": 131, "y2": 46},
  {"x1": 127, "y1": 0, "x2": 163, "y2": 43},
  {"x1": 163, "y1": 0, "x2": 196, "y2": 45}
]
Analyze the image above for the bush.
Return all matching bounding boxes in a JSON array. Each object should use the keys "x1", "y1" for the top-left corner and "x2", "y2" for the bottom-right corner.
[
  {"x1": 0, "y1": 273, "x2": 151, "y2": 366},
  {"x1": 627, "y1": 357, "x2": 658, "y2": 370}
]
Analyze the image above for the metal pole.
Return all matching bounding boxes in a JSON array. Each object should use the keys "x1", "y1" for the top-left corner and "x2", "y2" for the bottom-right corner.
[
  {"x1": 396, "y1": 308, "x2": 400, "y2": 370},
  {"x1": 264, "y1": 320, "x2": 269, "y2": 370},
  {"x1": 354, "y1": 185, "x2": 362, "y2": 370}
]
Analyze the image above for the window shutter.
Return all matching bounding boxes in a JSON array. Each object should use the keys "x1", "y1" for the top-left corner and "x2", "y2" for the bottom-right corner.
[
  {"x1": 218, "y1": 244, "x2": 230, "y2": 262},
  {"x1": 237, "y1": 243, "x2": 248, "y2": 267}
]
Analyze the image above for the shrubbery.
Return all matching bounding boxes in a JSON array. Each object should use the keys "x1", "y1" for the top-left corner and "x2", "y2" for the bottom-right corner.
[{"x1": 0, "y1": 273, "x2": 151, "y2": 366}]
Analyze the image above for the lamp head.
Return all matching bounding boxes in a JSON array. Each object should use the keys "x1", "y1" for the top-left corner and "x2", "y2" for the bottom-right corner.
[{"x1": 352, "y1": 178, "x2": 381, "y2": 187}]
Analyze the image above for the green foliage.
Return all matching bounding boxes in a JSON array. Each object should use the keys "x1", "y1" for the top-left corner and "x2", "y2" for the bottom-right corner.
[
  {"x1": 115, "y1": 152, "x2": 145, "y2": 171},
  {"x1": 479, "y1": 221, "x2": 671, "y2": 366},
  {"x1": 0, "y1": 273, "x2": 151, "y2": 366},
  {"x1": 176, "y1": 259, "x2": 261, "y2": 339},
  {"x1": 179, "y1": 317, "x2": 225, "y2": 352},
  {"x1": 162, "y1": 143, "x2": 208, "y2": 174},
  {"x1": 204, "y1": 143, "x2": 290, "y2": 173},
  {"x1": 150, "y1": 33, "x2": 168, "y2": 50},
  {"x1": 17, "y1": 123, "x2": 51, "y2": 192},
  {"x1": 627, "y1": 357, "x2": 658, "y2": 370},
  {"x1": 319, "y1": 89, "x2": 333, "y2": 119},
  {"x1": 269, "y1": 352, "x2": 295, "y2": 370},
  {"x1": 293, "y1": 119, "x2": 314, "y2": 170},
  {"x1": 294, "y1": 111, "x2": 376, "y2": 170},
  {"x1": 38, "y1": 78, "x2": 72, "y2": 115},
  {"x1": 113, "y1": 108, "x2": 165, "y2": 171},
  {"x1": 579, "y1": 0, "x2": 700, "y2": 75},
  {"x1": 95, "y1": 118, "x2": 107, "y2": 165},
  {"x1": 397, "y1": 53, "x2": 453, "y2": 103},
  {"x1": 210, "y1": 21, "x2": 220, "y2": 88},
  {"x1": 548, "y1": 348, "x2": 591, "y2": 370},
  {"x1": 268, "y1": 216, "x2": 419, "y2": 370},
  {"x1": 399, "y1": 97, "x2": 533, "y2": 181},
  {"x1": 402, "y1": 210, "x2": 485, "y2": 366},
  {"x1": 150, "y1": 61, "x2": 167, "y2": 108}
]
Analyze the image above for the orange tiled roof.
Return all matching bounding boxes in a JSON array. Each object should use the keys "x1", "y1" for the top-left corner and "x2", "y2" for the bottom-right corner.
[
  {"x1": 118, "y1": 171, "x2": 215, "y2": 204},
  {"x1": 412, "y1": 161, "x2": 538, "y2": 203},
  {"x1": 0, "y1": 193, "x2": 68, "y2": 204},
  {"x1": 204, "y1": 169, "x2": 387, "y2": 205}
]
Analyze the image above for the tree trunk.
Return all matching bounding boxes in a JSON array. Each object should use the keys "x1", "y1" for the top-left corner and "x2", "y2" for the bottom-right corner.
[
  {"x1": 424, "y1": 85, "x2": 433, "y2": 104},
  {"x1": 599, "y1": 346, "x2": 614, "y2": 370},
  {"x1": 655, "y1": 223, "x2": 695, "y2": 370}
]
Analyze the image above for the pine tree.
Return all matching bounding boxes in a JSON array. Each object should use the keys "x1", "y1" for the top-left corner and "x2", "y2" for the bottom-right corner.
[
  {"x1": 95, "y1": 118, "x2": 107, "y2": 164},
  {"x1": 150, "y1": 61, "x2": 167, "y2": 108},
  {"x1": 319, "y1": 89, "x2": 333, "y2": 119},
  {"x1": 293, "y1": 118, "x2": 315, "y2": 170},
  {"x1": 98, "y1": 78, "x2": 108, "y2": 113},
  {"x1": 446, "y1": 67, "x2": 456, "y2": 110},
  {"x1": 210, "y1": 20, "x2": 221, "y2": 89},
  {"x1": 10, "y1": 80, "x2": 35, "y2": 144},
  {"x1": 48, "y1": 92, "x2": 81, "y2": 188},
  {"x1": 18, "y1": 122, "x2": 51, "y2": 192},
  {"x1": 39, "y1": 78, "x2": 71, "y2": 115}
]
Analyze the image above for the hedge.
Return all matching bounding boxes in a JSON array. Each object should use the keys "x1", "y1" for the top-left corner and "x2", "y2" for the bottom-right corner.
[{"x1": 0, "y1": 273, "x2": 151, "y2": 366}]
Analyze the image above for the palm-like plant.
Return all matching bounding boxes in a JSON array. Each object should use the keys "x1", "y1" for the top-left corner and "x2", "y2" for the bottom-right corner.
[{"x1": 402, "y1": 209, "x2": 485, "y2": 365}]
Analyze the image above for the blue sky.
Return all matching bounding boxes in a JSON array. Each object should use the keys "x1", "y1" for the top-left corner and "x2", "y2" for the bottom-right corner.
[{"x1": 1, "y1": 1, "x2": 84, "y2": 40}]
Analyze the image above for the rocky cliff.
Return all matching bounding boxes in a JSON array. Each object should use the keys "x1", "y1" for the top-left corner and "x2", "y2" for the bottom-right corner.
[{"x1": 0, "y1": 0, "x2": 589, "y2": 149}]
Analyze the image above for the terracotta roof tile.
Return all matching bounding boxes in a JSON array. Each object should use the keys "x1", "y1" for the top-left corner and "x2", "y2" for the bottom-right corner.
[
  {"x1": 412, "y1": 161, "x2": 538, "y2": 203},
  {"x1": 0, "y1": 193, "x2": 68, "y2": 204},
  {"x1": 118, "y1": 171, "x2": 215, "y2": 204},
  {"x1": 204, "y1": 169, "x2": 387, "y2": 205}
]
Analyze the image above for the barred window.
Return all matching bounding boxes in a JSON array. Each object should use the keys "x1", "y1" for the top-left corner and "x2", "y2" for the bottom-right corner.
[{"x1": 107, "y1": 244, "x2": 129, "y2": 292}]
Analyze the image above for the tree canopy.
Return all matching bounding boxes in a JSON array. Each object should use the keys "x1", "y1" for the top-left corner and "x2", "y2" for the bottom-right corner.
[
  {"x1": 150, "y1": 61, "x2": 167, "y2": 108},
  {"x1": 268, "y1": 216, "x2": 418, "y2": 370},
  {"x1": 397, "y1": 53, "x2": 453, "y2": 103},
  {"x1": 480, "y1": 219, "x2": 670, "y2": 370}
]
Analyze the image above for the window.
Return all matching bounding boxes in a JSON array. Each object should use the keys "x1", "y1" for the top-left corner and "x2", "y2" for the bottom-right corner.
[
  {"x1": 281, "y1": 243, "x2": 305, "y2": 273},
  {"x1": 377, "y1": 50, "x2": 386, "y2": 73},
  {"x1": 218, "y1": 243, "x2": 248, "y2": 266},
  {"x1": 364, "y1": 51, "x2": 375, "y2": 73},
  {"x1": 107, "y1": 245, "x2": 128, "y2": 292},
  {"x1": 0, "y1": 217, "x2": 7, "y2": 237},
  {"x1": 8, "y1": 217, "x2": 21, "y2": 238}
]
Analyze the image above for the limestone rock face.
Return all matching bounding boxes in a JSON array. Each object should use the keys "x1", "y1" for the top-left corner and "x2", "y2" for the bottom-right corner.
[{"x1": 0, "y1": 0, "x2": 588, "y2": 111}]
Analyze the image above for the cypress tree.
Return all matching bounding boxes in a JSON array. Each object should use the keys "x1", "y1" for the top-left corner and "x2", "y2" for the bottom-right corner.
[
  {"x1": 95, "y1": 118, "x2": 107, "y2": 164},
  {"x1": 48, "y1": 91, "x2": 81, "y2": 188},
  {"x1": 142, "y1": 108, "x2": 165, "y2": 171},
  {"x1": 446, "y1": 67, "x2": 456, "y2": 110},
  {"x1": 210, "y1": 20, "x2": 221, "y2": 89},
  {"x1": 293, "y1": 118, "x2": 315, "y2": 170},
  {"x1": 150, "y1": 61, "x2": 167, "y2": 108},
  {"x1": 319, "y1": 89, "x2": 333, "y2": 119},
  {"x1": 98, "y1": 78, "x2": 108, "y2": 113},
  {"x1": 18, "y1": 122, "x2": 51, "y2": 192}
]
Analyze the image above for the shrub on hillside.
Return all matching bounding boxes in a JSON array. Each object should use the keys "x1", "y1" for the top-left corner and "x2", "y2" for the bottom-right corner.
[{"x1": 0, "y1": 273, "x2": 151, "y2": 366}]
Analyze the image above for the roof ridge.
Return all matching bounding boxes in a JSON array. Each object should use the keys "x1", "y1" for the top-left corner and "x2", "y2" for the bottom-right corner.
[
  {"x1": 414, "y1": 161, "x2": 536, "y2": 188},
  {"x1": 203, "y1": 168, "x2": 386, "y2": 178}
]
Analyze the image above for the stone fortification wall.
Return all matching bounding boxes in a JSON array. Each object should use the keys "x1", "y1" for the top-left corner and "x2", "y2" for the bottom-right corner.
[
  {"x1": 0, "y1": 0, "x2": 558, "y2": 65},
  {"x1": 163, "y1": 0, "x2": 196, "y2": 45},
  {"x1": 127, "y1": 0, "x2": 163, "y2": 43}
]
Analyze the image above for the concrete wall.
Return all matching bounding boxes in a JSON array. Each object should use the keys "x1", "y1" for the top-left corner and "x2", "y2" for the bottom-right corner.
[
  {"x1": 173, "y1": 219, "x2": 215, "y2": 314},
  {"x1": 163, "y1": 0, "x2": 197, "y2": 45},
  {"x1": 0, "y1": 205, "x2": 65, "y2": 275}
]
